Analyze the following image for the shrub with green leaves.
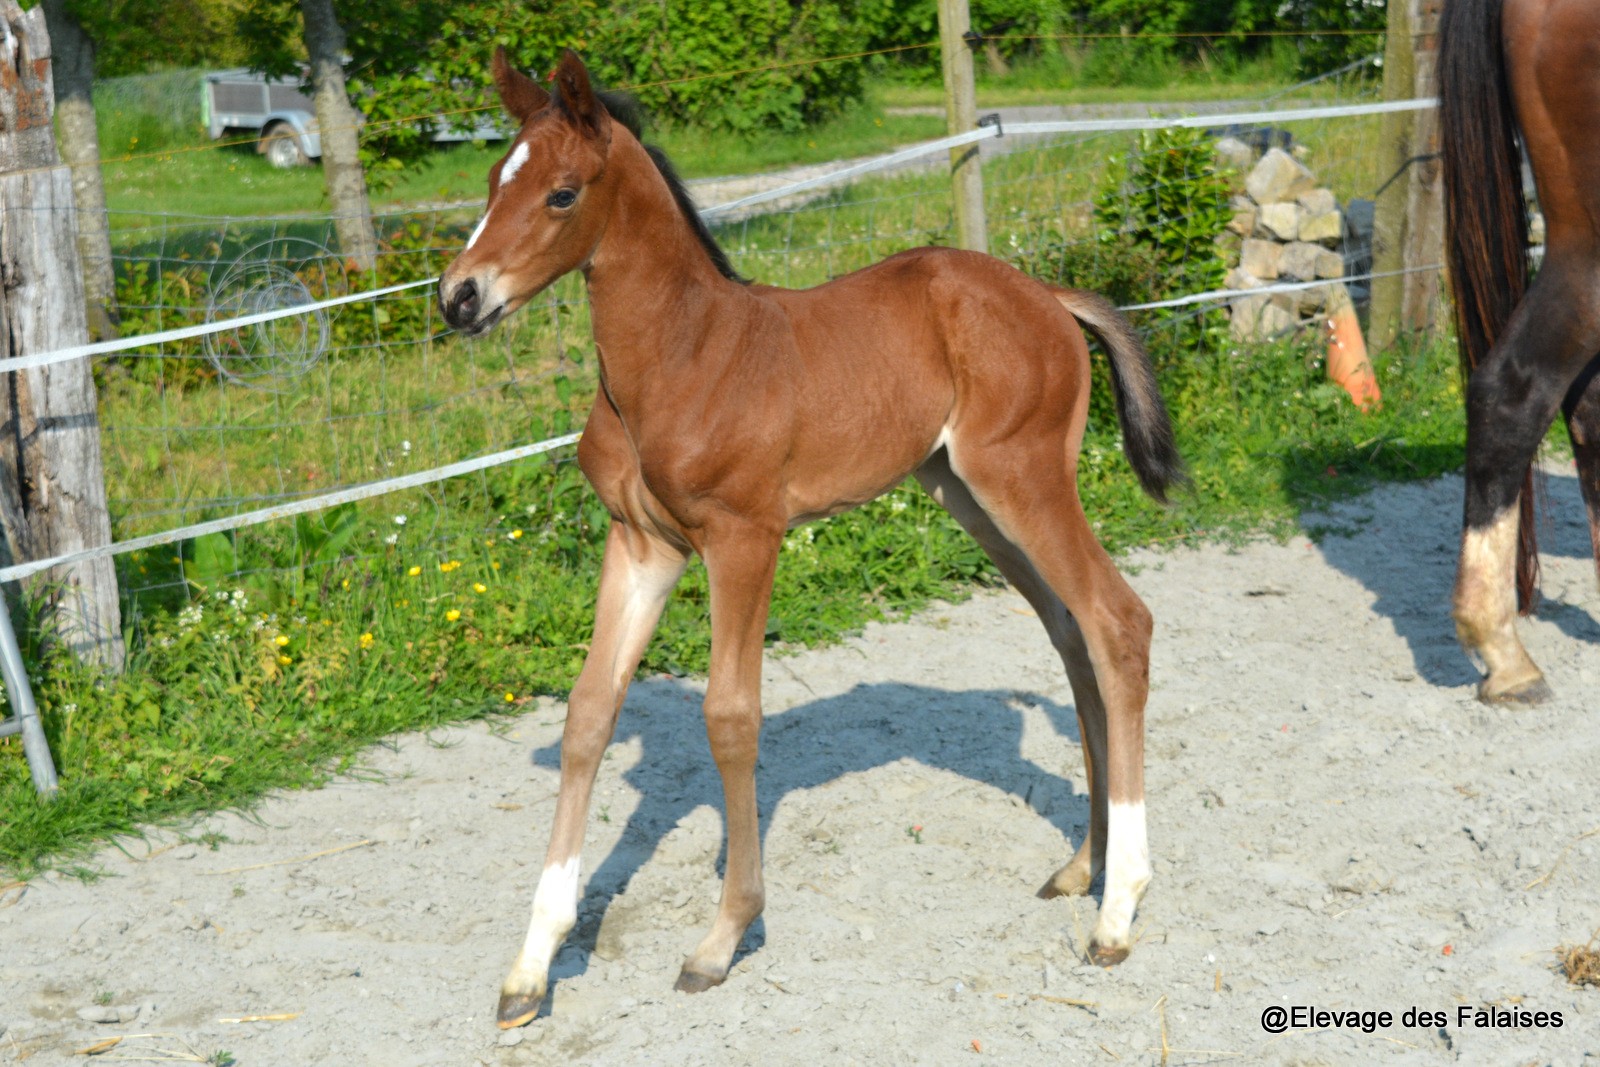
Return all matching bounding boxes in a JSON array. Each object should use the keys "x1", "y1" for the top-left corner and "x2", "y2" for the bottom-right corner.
[{"x1": 1092, "y1": 126, "x2": 1232, "y2": 300}]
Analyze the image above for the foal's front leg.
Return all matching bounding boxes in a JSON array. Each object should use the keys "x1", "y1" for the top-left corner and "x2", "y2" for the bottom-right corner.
[
  {"x1": 676, "y1": 523, "x2": 783, "y2": 993},
  {"x1": 497, "y1": 523, "x2": 688, "y2": 1028}
]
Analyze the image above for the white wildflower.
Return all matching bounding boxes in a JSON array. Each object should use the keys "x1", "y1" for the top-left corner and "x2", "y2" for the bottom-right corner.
[{"x1": 394, "y1": 514, "x2": 407, "y2": 526}]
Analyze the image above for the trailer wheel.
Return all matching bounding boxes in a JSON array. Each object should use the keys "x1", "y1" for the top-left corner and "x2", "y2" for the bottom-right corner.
[{"x1": 261, "y1": 122, "x2": 308, "y2": 168}]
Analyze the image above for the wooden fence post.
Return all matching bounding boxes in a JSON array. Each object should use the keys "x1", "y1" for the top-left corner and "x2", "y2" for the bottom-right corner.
[
  {"x1": 1399, "y1": 0, "x2": 1444, "y2": 334},
  {"x1": 0, "y1": 0, "x2": 124, "y2": 671},
  {"x1": 937, "y1": 0, "x2": 987, "y2": 253},
  {"x1": 1369, "y1": 0, "x2": 1444, "y2": 348}
]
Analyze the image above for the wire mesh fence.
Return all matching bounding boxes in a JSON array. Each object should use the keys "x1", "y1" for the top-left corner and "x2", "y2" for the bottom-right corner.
[{"x1": 65, "y1": 61, "x2": 1430, "y2": 634}]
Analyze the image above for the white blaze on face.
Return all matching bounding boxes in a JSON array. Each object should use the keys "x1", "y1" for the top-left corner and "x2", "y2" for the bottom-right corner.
[
  {"x1": 1093, "y1": 800, "x2": 1151, "y2": 949},
  {"x1": 500, "y1": 141, "x2": 531, "y2": 186},
  {"x1": 465, "y1": 212, "x2": 491, "y2": 250},
  {"x1": 466, "y1": 142, "x2": 532, "y2": 252},
  {"x1": 510, "y1": 855, "x2": 581, "y2": 980}
]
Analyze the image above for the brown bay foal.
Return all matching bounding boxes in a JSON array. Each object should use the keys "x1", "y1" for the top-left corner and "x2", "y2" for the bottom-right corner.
[{"x1": 439, "y1": 49, "x2": 1185, "y2": 1028}]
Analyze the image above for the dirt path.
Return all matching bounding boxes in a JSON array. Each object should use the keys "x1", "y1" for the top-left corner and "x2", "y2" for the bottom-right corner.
[{"x1": 3, "y1": 465, "x2": 1597, "y2": 1066}]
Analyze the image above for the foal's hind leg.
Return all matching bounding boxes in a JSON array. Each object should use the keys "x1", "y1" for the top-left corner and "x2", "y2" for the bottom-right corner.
[
  {"x1": 1562, "y1": 357, "x2": 1600, "y2": 576},
  {"x1": 1454, "y1": 264, "x2": 1600, "y2": 702},
  {"x1": 936, "y1": 439, "x2": 1153, "y2": 964},
  {"x1": 915, "y1": 453, "x2": 1109, "y2": 901},
  {"x1": 497, "y1": 522, "x2": 688, "y2": 1028}
]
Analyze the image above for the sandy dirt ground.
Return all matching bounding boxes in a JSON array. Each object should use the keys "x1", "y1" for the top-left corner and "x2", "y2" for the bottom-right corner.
[{"x1": 3, "y1": 465, "x2": 1597, "y2": 1066}]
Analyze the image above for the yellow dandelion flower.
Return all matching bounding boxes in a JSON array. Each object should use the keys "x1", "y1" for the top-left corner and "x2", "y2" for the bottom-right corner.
[
  {"x1": 274, "y1": 634, "x2": 290, "y2": 647},
  {"x1": 473, "y1": 582, "x2": 487, "y2": 594},
  {"x1": 278, "y1": 654, "x2": 293, "y2": 665},
  {"x1": 509, "y1": 529, "x2": 523, "y2": 540},
  {"x1": 359, "y1": 632, "x2": 374, "y2": 649},
  {"x1": 504, "y1": 692, "x2": 515, "y2": 703},
  {"x1": 341, "y1": 578, "x2": 350, "y2": 590},
  {"x1": 490, "y1": 561, "x2": 501, "y2": 570},
  {"x1": 445, "y1": 609, "x2": 461, "y2": 622},
  {"x1": 407, "y1": 565, "x2": 421, "y2": 577}
]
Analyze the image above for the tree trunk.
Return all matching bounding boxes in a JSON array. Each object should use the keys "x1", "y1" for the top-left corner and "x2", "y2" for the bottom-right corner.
[
  {"x1": 0, "y1": 0, "x2": 124, "y2": 670},
  {"x1": 299, "y1": 0, "x2": 376, "y2": 273},
  {"x1": 38, "y1": 0, "x2": 117, "y2": 342}
]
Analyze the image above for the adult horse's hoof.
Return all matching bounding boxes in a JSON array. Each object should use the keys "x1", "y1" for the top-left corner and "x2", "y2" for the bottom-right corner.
[
  {"x1": 496, "y1": 989, "x2": 544, "y2": 1029},
  {"x1": 1088, "y1": 939, "x2": 1130, "y2": 967},
  {"x1": 1478, "y1": 674, "x2": 1551, "y2": 705},
  {"x1": 674, "y1": 967, "x2": 726, "y2": 994}
]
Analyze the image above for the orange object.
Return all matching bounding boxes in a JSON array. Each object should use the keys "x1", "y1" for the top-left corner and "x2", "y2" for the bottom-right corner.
[{"x1": 1325, "y1": 299, "x2": 1381, "y2": 411}]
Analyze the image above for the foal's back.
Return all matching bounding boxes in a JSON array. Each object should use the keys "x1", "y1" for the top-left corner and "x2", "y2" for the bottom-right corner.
[{"x1": 747, "y1": 247, "x2": 1094, "y2": 522}]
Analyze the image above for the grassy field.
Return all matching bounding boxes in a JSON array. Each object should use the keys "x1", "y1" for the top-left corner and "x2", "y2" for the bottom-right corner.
[
  {"x1": 93, "y1": 42, "x2": 1370, "y2": 223},
  {"x1": 0, "y1": 51, "x2": 1448, "y2": 876}
]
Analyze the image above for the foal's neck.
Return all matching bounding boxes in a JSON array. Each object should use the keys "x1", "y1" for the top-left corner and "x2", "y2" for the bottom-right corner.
[{"x1": 583, "y1": 132, "x2": 741, "y2": 403}]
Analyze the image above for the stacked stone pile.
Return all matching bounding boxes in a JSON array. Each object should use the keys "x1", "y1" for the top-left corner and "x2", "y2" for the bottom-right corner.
[{"x1": 1220, "y1": 145, "x2": 1354, "y2": 341}]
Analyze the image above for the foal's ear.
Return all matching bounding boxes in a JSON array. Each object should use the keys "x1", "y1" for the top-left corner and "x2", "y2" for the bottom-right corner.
[
  {"x1": 553, "y1": 49, "x2": 609, "y2": 144},
  {"x1": 492, "y1": 45, "x2": 549, "y2": 123}
]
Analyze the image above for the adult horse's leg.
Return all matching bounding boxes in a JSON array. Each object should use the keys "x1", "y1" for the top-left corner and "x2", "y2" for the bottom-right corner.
[
  {"x1": 915, "y1": 452, "x2": 1109, "y2": 902},
  {"x1": 498, "y1": 521, "x2": 688, "y2": 1028},
  {"x1": 1453, "y1": 262, "x2": 1600, "y2": 703},
  {"x1": 1562, "y1": 358, "x2": 1600, "y2": 575},
  {"x1": 675, "y1": 521, "x2": 783, "y2": 992},
  {"x1": 941, "y1": 435, "x2": 1153, "y2": 965}
]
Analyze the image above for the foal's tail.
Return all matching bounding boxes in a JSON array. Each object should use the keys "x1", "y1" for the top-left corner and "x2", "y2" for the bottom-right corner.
[
  {"x1": 1439, "y1": 0, "x2": 1539, "y2": 613},
  {"x1": 1052, "y1": 287, "x2": 1187, "y2": 505}
]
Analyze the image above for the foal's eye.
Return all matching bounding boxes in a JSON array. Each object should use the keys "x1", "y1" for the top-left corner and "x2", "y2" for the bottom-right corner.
[{"x1": 547, "y1": 189, "x2": 578, "y2": 209}]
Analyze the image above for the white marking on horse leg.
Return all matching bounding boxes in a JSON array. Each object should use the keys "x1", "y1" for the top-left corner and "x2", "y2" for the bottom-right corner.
[
  {"x1": 1091, "y1": 800, "x2": 1150, "y2": 955},
  {"x1": 1453, "y1": 506, "x2": 1544, "y2": 699},
  {"x1": 465, "y1": 211, "x2": 491, "y2": 251},
  {"x1": 500, "y1": 142, "x2": 531, "y2": 185},
  {"x1": 506, "y1": 856, "x2": 581, "y2": 987}
]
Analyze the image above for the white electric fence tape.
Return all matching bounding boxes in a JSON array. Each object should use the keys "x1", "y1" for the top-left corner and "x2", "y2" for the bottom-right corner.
[{"x1": 0, "y1": 97, "x2": 1444, "y2": 584}]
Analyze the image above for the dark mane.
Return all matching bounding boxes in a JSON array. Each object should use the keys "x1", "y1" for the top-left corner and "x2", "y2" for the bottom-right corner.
[{"x1": 552, "y1": 84, "x2": 749, "y2": 284}]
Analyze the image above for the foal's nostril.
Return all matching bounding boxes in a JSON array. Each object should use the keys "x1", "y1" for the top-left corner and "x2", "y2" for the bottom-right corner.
[{"x1": 449, "y1": 278, "x2": 480, "y2": 327}]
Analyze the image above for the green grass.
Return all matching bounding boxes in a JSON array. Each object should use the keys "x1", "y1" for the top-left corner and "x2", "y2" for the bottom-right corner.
[
  {"x1": 99, "y1": 100, "x2": 946, "y2": 224},
  {"x1": 877, "y1": 38, "x2": 1340, "y2": 109}
]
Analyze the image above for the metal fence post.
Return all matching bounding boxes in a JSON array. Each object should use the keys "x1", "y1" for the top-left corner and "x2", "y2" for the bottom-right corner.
[{"x1": 0, "y1": 592, "x2": 58, "y2": 796}]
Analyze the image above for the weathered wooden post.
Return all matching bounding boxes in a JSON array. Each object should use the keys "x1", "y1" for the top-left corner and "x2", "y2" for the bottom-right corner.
[
  {"x1": 1370, "y1": 0, "x2": 1445, "y2": 348},
  {"x1": 0, "y1": 0, "x2": 124, "y2": 671},
  {"x1": 937, "y1": 0, "x2": 987, "y2": 253}
]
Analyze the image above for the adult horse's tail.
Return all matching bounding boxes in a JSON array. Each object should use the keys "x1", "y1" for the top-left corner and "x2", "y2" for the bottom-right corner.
[
  {"x1": 1052, "y1": 288, "x2": 1187, "y2": 505},
  {"x1": 1439, "y1": 0, "x2": 1540, "y2": 613}
]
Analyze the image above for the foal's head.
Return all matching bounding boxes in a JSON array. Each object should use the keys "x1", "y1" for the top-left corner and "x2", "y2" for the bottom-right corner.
[{"x1": 438, "y1": 49, "x2": 618, "y2": 336}]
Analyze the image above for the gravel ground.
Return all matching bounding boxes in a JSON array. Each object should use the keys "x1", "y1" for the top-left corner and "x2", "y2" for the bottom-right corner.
[{"x1": 2, "y1": 465, "x2": 1597, "y2": 1066}]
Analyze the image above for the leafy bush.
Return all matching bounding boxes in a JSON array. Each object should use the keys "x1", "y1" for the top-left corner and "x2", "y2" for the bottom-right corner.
[{"x1": 1092, "y1": 126, "x2": 1232, "y2": 300}]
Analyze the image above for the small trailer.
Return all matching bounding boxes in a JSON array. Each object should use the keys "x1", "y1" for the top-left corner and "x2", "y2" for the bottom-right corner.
[{"x1": 201, "y1": 69, "x2": 503, "y2": 168}]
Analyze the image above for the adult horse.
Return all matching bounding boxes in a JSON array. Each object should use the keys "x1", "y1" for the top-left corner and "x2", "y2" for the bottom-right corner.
[
  {"x1": 439, "y1": 49, "x2": 1185, "y2": 1028},
  {"x1": 1440, "y1": 0, "x2": 1600, "y2": 702}
]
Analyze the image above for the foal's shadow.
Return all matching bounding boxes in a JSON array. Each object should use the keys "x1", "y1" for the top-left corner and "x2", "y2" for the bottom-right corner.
[
  {"x1": 1304, "y1": 467, "x2": 1598, "y2": 687},
  {"x1": 534, "y1": 680, "x2": 1087, "y2": 988}
]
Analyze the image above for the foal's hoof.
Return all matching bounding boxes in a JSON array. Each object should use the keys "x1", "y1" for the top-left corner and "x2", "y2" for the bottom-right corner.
[
  {"x1": 674, "y1": 967, "x2": 726, "y2": 994},
  {"x1": 1478, "y1": 675, "x2": 1551, "y2": 706},
  {"x1": 1088, "y1": 939, "x2": 1130, "y2": 967},
  {"x1": 1037, "y1": 863, "x2": 1094, "y2": 900},
  {"x1": 496, "y1": 989, "x2": 545, "y2": 1030}
]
